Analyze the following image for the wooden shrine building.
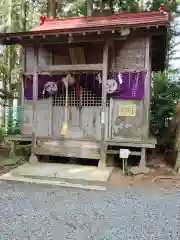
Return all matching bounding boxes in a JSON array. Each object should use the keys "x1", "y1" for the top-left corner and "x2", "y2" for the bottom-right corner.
[{"x1": 0, "y1": 10, "x2": 169, "y2": 168}]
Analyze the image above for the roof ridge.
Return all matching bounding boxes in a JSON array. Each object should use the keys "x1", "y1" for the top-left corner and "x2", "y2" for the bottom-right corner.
[
  {"x1": 43, "y1": 11, "x2": 166, "y2": 23},
  {"x1": 30, "y1": 11, "x2": 169, "y2": 33}
]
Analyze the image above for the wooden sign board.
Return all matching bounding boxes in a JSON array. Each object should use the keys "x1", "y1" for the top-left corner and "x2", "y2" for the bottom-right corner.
[{"x1": 119, "y1": 104, "x2": 136, "y2": 117}]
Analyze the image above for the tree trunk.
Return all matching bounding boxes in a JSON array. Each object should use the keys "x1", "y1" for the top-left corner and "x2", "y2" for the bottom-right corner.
[
  {"x1": 87, "y1": 0, "x2": 93, "y2": 16},
  {"x1": 109, "y1": 0, "x2": 114, "y2": 13},
  {"x1": 1, "y1": 75, "x2": 6, "y2": 128},
  {"x1": 18, "y1": 1, "x2": 27, "y2": 107},
  {"x1": 48, "y1": 0, "x2": 57, "y2": 18},
  {"x1": 7, "y1": 45, "x2": 13, "y2": 133},
  {"x1": 140, "y1": 0, "x2": 144, "y2": 10},
  {"x1": 6, "y1": 0, "x2": 13, "y2": 134}
]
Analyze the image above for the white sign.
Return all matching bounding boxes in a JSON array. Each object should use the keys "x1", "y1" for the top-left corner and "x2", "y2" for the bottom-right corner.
[{"x1": 119, "y1": 149, "x2": 131, "y2": 159}]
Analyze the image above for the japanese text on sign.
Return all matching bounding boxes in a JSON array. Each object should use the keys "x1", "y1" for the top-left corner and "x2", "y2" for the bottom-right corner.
[{"x1": 119, "y1": 104, "x2": 136, "y2": 117}]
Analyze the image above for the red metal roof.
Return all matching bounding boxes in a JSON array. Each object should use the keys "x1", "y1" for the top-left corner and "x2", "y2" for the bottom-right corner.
[{"x1": 31, "y1": 11, "x2": 169, "y2": 34}]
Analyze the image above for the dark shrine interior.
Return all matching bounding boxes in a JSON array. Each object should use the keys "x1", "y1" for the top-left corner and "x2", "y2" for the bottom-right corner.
[{"x1": 151, "y1": 26, "x2": 167, "y2": 71}]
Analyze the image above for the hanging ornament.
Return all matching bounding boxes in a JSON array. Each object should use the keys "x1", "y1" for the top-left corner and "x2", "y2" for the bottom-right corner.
[
  {"x1": 67, "y1": 74, "x2": 76, "y2": 86},
  {"x1": 159, "y1": 3, "x2": 167, "y2": 15},
  {"x1": 106, "y1": 78, "x2": 118, "y2": 94},
  {"x1": 96, "y1": 73, "x2": 102, "y2": 84},
  {"x1": 118, "y1": 72, "x2": 123, "y2": 85},
  {"x1": 159, "y1": 3, "x2": 164, "y2": 12},
  {"x1": 40, "y1": 16, "x2": 46, "y2": 25},
  {"x1": 43, "y1": 81, "x2": 58, "y2": 96}
]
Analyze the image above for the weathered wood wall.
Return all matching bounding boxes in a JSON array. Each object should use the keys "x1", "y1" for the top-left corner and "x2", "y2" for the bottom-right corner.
[
  {"x1": 23, "y1": 43, "x2": 103, "y2": 69},
  {"x1": 23, "y1": 46, "x2": 52, "y2": 73},
  {"x1": 109, "y1": 37, "x2": 149, "y2": 140},
  {"x1": 109, "y1": 99, "x2": 143, "y2": 139},
  {"x1": 21, "y1": 36, "x2": 150, "y2": 141},
  {"x1": 21, "y1": 99, "x2": 52, "y2": 137},
  {"x1": 21, "y1": 101, "x2": 109, "y2": 140},
  {"x1": 52, "y1": 42, "x2": 103, "y2": 65},
  {"x1": 52, "y1": 106, "x2": 109, "y2": 139},
  {"x1": 115, "y1": 38, "x2": 146, "y2": 71}
]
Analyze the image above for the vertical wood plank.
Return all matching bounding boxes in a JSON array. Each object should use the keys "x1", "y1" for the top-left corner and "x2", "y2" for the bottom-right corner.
[
  {"x1": 20, "y1": 73, "x2": 24, "y2": 135},
  {"x1": 49, "y1": 52, "x2": 53, "y2": 136},
  {"x1": 143, "y1": 36, "x2": 151, "y2": 139},
  {"x1": 32, "y1": 47, "x2": 38, "y2": 153},
  {"x1": 99, "y1": 41, "x2": 109, "y2": 167},
  {"x1": 49, "y1": 97, "x2": 53, "y2": 136},
  {"x1": 108, "y1": 98, "x2": 113, "y2": 139}
]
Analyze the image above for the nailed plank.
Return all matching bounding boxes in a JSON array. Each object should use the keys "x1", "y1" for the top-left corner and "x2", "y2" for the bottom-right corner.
[{"x1": 40, "y1": 64, "x2": 103, "y2": 72}]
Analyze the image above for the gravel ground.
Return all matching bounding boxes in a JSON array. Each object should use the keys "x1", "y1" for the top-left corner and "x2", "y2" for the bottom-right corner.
[{"x1": 0, "y1": 182, "x2": 180, "y2": 240}]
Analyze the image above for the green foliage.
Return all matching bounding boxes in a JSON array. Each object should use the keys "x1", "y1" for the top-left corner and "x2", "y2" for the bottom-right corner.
[
  {"x1": 0, "y1": 106, "x2": 21, "y2": 136},
  {"x1": 110, "y1": 0, "x2": 140, "y2": 13},
  {"x1": 151, "y1": 71, "x2": 180, "y2": 137}
]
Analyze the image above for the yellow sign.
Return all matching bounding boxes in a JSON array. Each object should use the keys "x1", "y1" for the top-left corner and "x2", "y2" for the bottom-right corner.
[{"x1": 119, "y1": 104, "x2": 136, "y2": 117}]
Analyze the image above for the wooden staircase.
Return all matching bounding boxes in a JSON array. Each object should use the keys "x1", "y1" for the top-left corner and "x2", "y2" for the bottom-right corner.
[{"x1": 35, "y1": 139, "x2": 100, "y2": 160}]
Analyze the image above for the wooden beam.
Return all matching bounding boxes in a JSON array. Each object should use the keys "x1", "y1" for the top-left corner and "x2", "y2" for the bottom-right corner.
[
  {"x1": 0, "y1": 26, "x2": 166, "y2": 45},
  {"x1": 39, "y1": 64, "x2": 103, "y2": 72},
  {"x1": 109, "y1": 39, "x2": 115, "y2": 71},
  {"x1": 23, "y1": 68, "x2": 146, "y2": 76},
  {"x1": 99, "y1": 40, "x2": 109, "y2": 168},
  {"x1": 3, "y1": 36, "x2": 126, "y2": 46}
]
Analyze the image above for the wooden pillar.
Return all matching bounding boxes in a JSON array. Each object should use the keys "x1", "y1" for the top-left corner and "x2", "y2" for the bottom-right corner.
[
  {"x1": 20, "y1": 72, "x2": 24, "y2": 135},
  {"x1": 99, "y1": 41, "x2": 109, "y2": 168},
  {"x1": 143, "y1": 36, "x2": 151, "y2": 139},
  {"x1": 29, "y1": 47, "x2": 38, "y2": 164},
  {"x1": 9, "y1": 140, "x2": 16, "y2": 157},
  {"x1": 140, "y1": 36, "x2": 151, "y2": 167},
  {"x1": 140, "y1": 148, "x2": 146, "y2": 167}
]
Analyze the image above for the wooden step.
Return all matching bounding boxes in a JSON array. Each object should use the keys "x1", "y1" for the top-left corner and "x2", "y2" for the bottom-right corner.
[{"x1": 35, "y1": 139, "x2": 100, "y2": 159}]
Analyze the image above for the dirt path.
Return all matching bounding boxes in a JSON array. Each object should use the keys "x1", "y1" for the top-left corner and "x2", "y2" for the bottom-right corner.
[
  {"x1": 108, "y1": 166, "x2": 180, "y2": 191},
  {"x1": 0, "y1": 148, "x2": 180, "y2": 192}
]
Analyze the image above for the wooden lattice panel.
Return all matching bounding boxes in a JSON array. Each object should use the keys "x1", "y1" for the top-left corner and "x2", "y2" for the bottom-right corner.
[{"x1": 53, "y1": 88, "x2": 109, "y2": 107}]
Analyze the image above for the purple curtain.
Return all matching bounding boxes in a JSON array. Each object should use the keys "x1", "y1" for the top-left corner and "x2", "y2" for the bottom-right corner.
[{"x1": 23, "y1": 71, "x2": 146, "y2": 100}]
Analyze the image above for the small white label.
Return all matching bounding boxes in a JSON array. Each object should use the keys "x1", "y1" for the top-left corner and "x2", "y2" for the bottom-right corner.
[
  {"x1": 101, "y1": 112, "x2": 105, "y2": 124},
  {"x1": 119, "y1": 149, "x2": 131, "y2": 159}
]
